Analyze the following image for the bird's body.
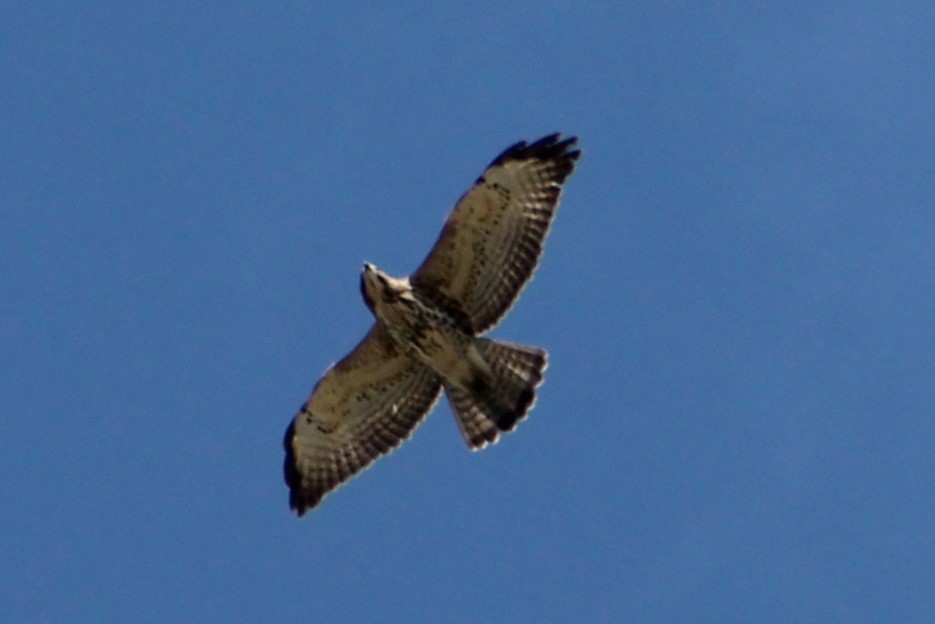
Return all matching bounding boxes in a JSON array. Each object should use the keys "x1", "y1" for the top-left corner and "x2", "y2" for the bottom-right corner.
[
  {"x1": 360, "y1": 262, "x2": 541, "y2": 436},
  {"x1": 283, "y1": 134, "x2": 580, "y2": 515},
  {"x1": 360, "y1": 265, "x2": 469, "y2": 373}
]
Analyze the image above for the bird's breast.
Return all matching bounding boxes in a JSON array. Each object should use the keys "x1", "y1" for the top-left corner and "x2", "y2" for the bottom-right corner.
[{"x1": 376, "y1": 294, "x2": 470, "y2": 374}]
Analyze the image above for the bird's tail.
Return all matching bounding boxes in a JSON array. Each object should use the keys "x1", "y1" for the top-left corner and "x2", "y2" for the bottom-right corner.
[{"x1": 445, "y1": 338, "x2": 547, "y2": 450}]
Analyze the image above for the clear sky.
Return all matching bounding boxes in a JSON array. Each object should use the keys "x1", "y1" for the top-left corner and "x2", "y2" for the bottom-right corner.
[{"x1": 3, "y1": 3, "x2": 934, "y2": 623}]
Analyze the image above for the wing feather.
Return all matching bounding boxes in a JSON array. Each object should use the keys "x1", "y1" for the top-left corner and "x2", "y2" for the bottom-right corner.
[
  {"x1": 411, "y1": 134, "x2": 580, "y2": 333},
  {"x1": 283, "y1": 322, "x2": 442, "y2": 515}
]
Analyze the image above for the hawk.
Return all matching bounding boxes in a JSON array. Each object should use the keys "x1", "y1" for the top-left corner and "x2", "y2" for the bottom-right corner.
[{"x1": 283, "y1": 133, "x2": 580, "y2": 515}]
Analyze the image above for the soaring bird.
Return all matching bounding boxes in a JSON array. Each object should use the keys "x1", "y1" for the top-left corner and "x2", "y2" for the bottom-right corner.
[{"x1": 283, "y1": 134, "x2": 580, "y2": 515}]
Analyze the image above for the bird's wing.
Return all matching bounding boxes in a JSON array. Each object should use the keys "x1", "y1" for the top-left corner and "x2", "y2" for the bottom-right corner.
[
  {"x1": 283, "y1": 322, "x2": 442, "y2": 515},
  {"x1": 410, "y1": 134, "x2": 580, "y2": 333}
]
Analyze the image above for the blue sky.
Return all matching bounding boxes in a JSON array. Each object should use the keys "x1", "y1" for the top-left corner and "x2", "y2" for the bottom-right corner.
[{"x1": 3, "y1": 3, "x2": 934, "y2": 622}]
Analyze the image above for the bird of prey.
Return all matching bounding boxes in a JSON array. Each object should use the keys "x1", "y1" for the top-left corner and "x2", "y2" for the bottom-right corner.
[{"x1": 283, "y1": 133, "x2": 580, "y2": 515}]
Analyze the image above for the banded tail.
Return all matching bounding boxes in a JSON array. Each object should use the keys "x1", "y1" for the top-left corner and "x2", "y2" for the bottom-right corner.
[{"x1": 445, "y1": 338, "x2": 547, "y2": 450}]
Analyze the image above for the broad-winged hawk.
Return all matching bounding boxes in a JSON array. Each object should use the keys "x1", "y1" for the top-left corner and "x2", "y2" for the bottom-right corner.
[{"x1": 283, "y1": 134, "x2": 580, "y2": 515}]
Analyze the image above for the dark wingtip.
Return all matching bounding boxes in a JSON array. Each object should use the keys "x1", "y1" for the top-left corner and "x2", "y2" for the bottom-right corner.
[
  {"x1": 283, "y1": 419, "x2": 319, "y2": 517},
  {"x1": 487, "y1": 133, "x2": 581, "y2": 172},
  {"x1": 291, "y1": 498, "x2": 309, "y2": 517},
  {"x1": 283, "y1": 420, "x2": 303, "y2": 515}
]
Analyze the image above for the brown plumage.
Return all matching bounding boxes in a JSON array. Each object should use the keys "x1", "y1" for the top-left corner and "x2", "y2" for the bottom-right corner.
[{"x1": 283, "y1": 134, "x2": 580, "y2": 515}]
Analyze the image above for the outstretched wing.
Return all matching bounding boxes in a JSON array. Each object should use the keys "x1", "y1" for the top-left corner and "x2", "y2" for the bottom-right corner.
[
  {"x1": 411, "y1": 134, "x2": 580, "y2": 334},
  {"x1": 283, "y1": 322, "x2": 442, "y2": 515}
]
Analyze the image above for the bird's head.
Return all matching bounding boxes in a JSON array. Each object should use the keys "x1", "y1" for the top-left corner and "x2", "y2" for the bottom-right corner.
[{"x1": 360, "y1": 263, "x2": 409, "y2": 313}]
